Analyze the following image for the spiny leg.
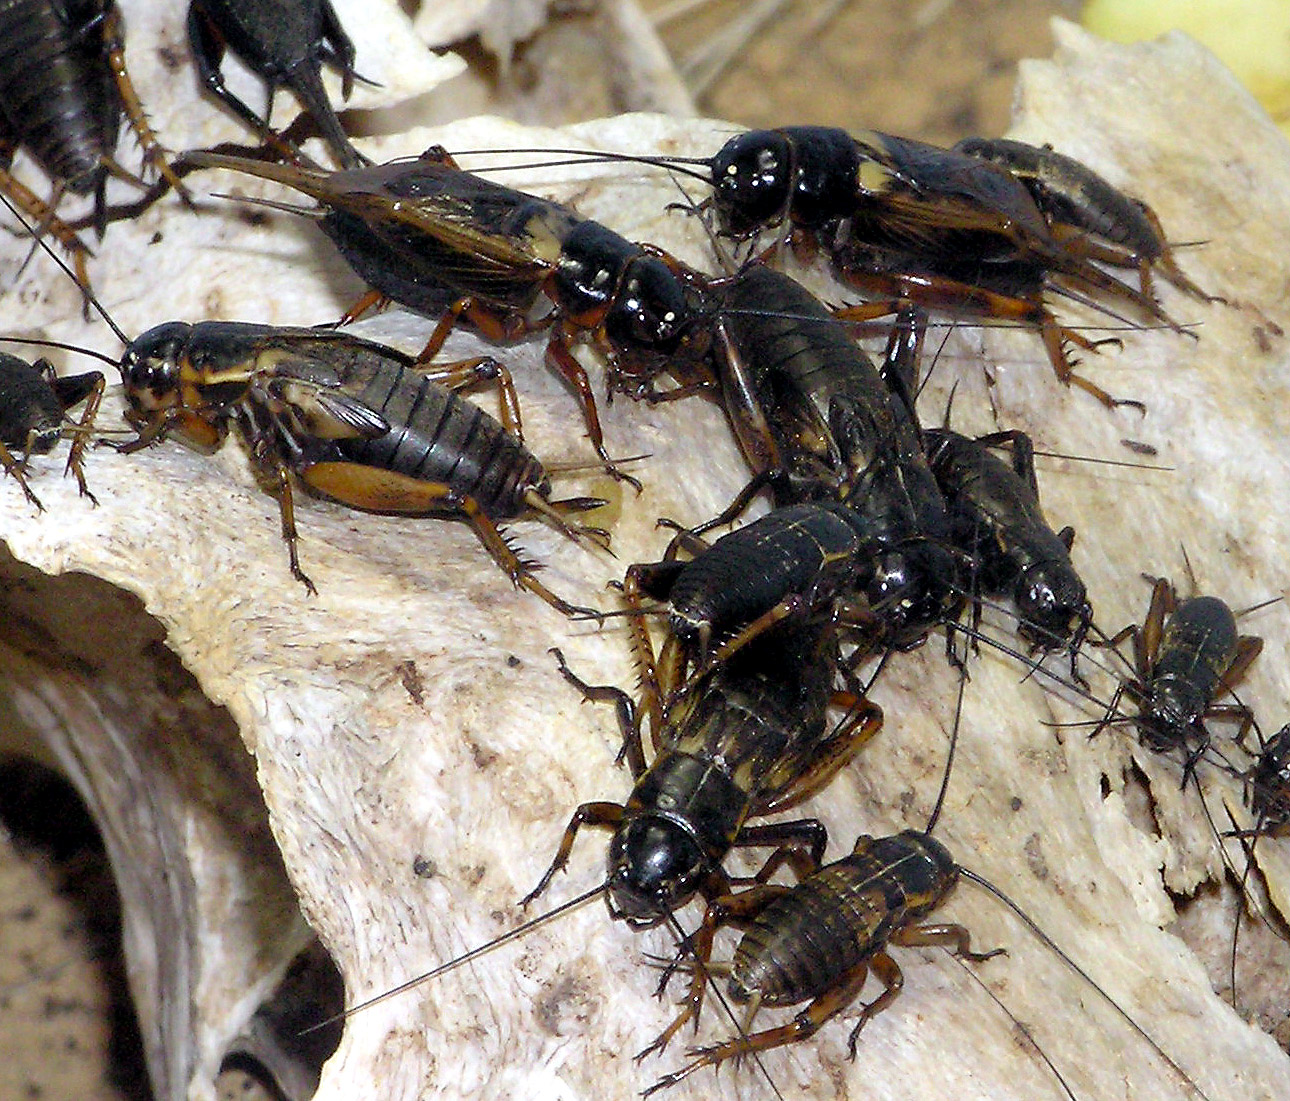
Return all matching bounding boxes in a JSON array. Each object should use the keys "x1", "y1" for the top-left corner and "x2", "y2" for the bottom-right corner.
[
  {"x1": 637, "y1": 883, "x2": 789, "y2": 1062},
  {"x1": 762, "y1": 695, "x2": 884, "y2": 814},
  {"x1": 651, "y1": 917, "x2": 1004, "y2": 1092},
  {"x1": 103, "y1": 7, "x2": 189, "y2": 201},
  {"x1": 418, "y1": 354, "x2": 524, "y2": 440},
  {"x1": 620, "y1": 567, "x2": 666, "y2": 752},
  {"x1": 889, "y1": 919, "x2": 1005, "y2": 962},
  {"x1": 686, "y1": 472, "x2": 778, "y2": 538},
  {"x1": 521, "y1": 488, "x2": 611, "y2": 554},
  {"x1": 1218, "y1": 635, "x2": 1265, "y2": 699},
  {"x1": 1138, "y1": 577, "x2": 1175, "y2": 671},
  {"x1": 712, "y1": 317, "x2": 785, "y2": 479},
  {"x1": 297, "y1": 461, "x2": 600, "y2": 618},
  {"x1": 519, "y1": 801, "x2": 624, "y2": 908},
  {"x1": 546, "y1": 326, "x2": 642, "y2": 490},
  {"x1": 973, "y1": 429, "x2": 1039, "y2": 493},
  {"x1": 729, "y1": 820, "x2": 830, "y2": 882},
  {"x1": 60, "y1": 372, "x2": 106, "y2": 503},
  {"x1": 0, "y1": 439, "x2": 42, "y2": 509},
  {"x1": 832, "y1": 273, "x2": 1145, "y2": 411},
  {"x1": 549, "y1": 646, "x2": 644, "y2": 777},
  {"x1": 644, "y1": 958, "x2": 874, "y2": 1095},
  {"x1": 689, "y1": 594, "x2": 807, "y2": 678},
  {"x1": 1049, "y1": 204, "x2": 1221, "y2": 304},
  {"x1": 417, "y1": 296, "x2": 543, "y2": 363},
  {"x1": 843, "y1": 925, "x2": 1003, "y2": 1056},
  {"x1": 258, "y1": 441, "x2": 313, "y2": 593},
  {"x1": 0, "y1": 168, "x2": 94, "y2": 300},
  {"x1": 1037, "y1": 312, "x2": 1144, "y2": 412},
  {"x1": 338, "y1": 288, "x2": 388, "y2": 325}
]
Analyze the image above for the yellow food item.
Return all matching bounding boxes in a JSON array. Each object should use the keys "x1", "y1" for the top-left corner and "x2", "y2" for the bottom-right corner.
[{"x1": 1083, "y1": 0, "x2": 1290, "y2": 133}]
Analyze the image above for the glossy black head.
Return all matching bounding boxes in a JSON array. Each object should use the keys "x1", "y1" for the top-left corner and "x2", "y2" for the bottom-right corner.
[
  {"x1": 710, "y1": 130, "x2": 794, "y2": 237},
  {"x1": 867, "y1": 540, "x2": 962, "y2": 643},
  {"x1": 867, "y1": 548, "x2": 914, "y2": 608},
  {"x1": 1142, "y1": 673, "x2": 1206, "y2": 744},
  {"x1": 119, "y1": 322, "x2": 192, "y2": 415},
  {"x1": 1135, "y1": 709, "x2": 1195, "y2": 758},
  {"x1": 1015, "y1": 563, "x2": 1091, "y2": 652},
  {"x1": 603, "y1": 256, "x2": 696, "y2": 352},
  {"x1": 606, "y1": 816, "x2": 706, "y2": 927},
  {"x1": 1250, "y1": 725, "x2": 1290, "y2": 828}
]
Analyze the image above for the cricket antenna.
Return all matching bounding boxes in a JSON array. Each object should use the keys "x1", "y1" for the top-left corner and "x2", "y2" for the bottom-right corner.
[
  {"x1": 0, "y1": 336, "x2": 117, "y2": 367},
  {"x1": 0, "y1": 192, "x2": 129, "y2": 347},
  {"x1": 653, "y1": 911, "x2": 786, "y2": 1101},
  {"x1": 959, "y1": 867, "x2": 1215, "y2": 1101},
  {"x1": 298, "y1": 882, "x2": 605, "y2": 1036},
  {"x1": 925, "y1": 655, "x2": 966, "y2": 834},
  {"x1": 446, "y1": 146, "x2": 715, "y2": 187},
  {"x1": 949, "y1": 955, "x2": 1078, "y2": 1101}
]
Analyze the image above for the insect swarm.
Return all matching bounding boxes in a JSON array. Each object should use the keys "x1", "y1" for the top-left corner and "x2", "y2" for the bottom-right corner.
[{"x1": 0, "y1": 25, "x2": 1289, "y2": 1101}]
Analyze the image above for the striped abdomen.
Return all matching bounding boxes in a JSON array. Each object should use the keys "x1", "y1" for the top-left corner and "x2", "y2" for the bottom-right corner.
[
  {"x1": 0, "y1": 0, "x2": 119, "y2": 190},
  {"x1": 334, "y1": 356, "x2": 546, "y2": 520},
  {"x1": 730, "y1": 830, "x2": 956, "y2": 1007}
]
